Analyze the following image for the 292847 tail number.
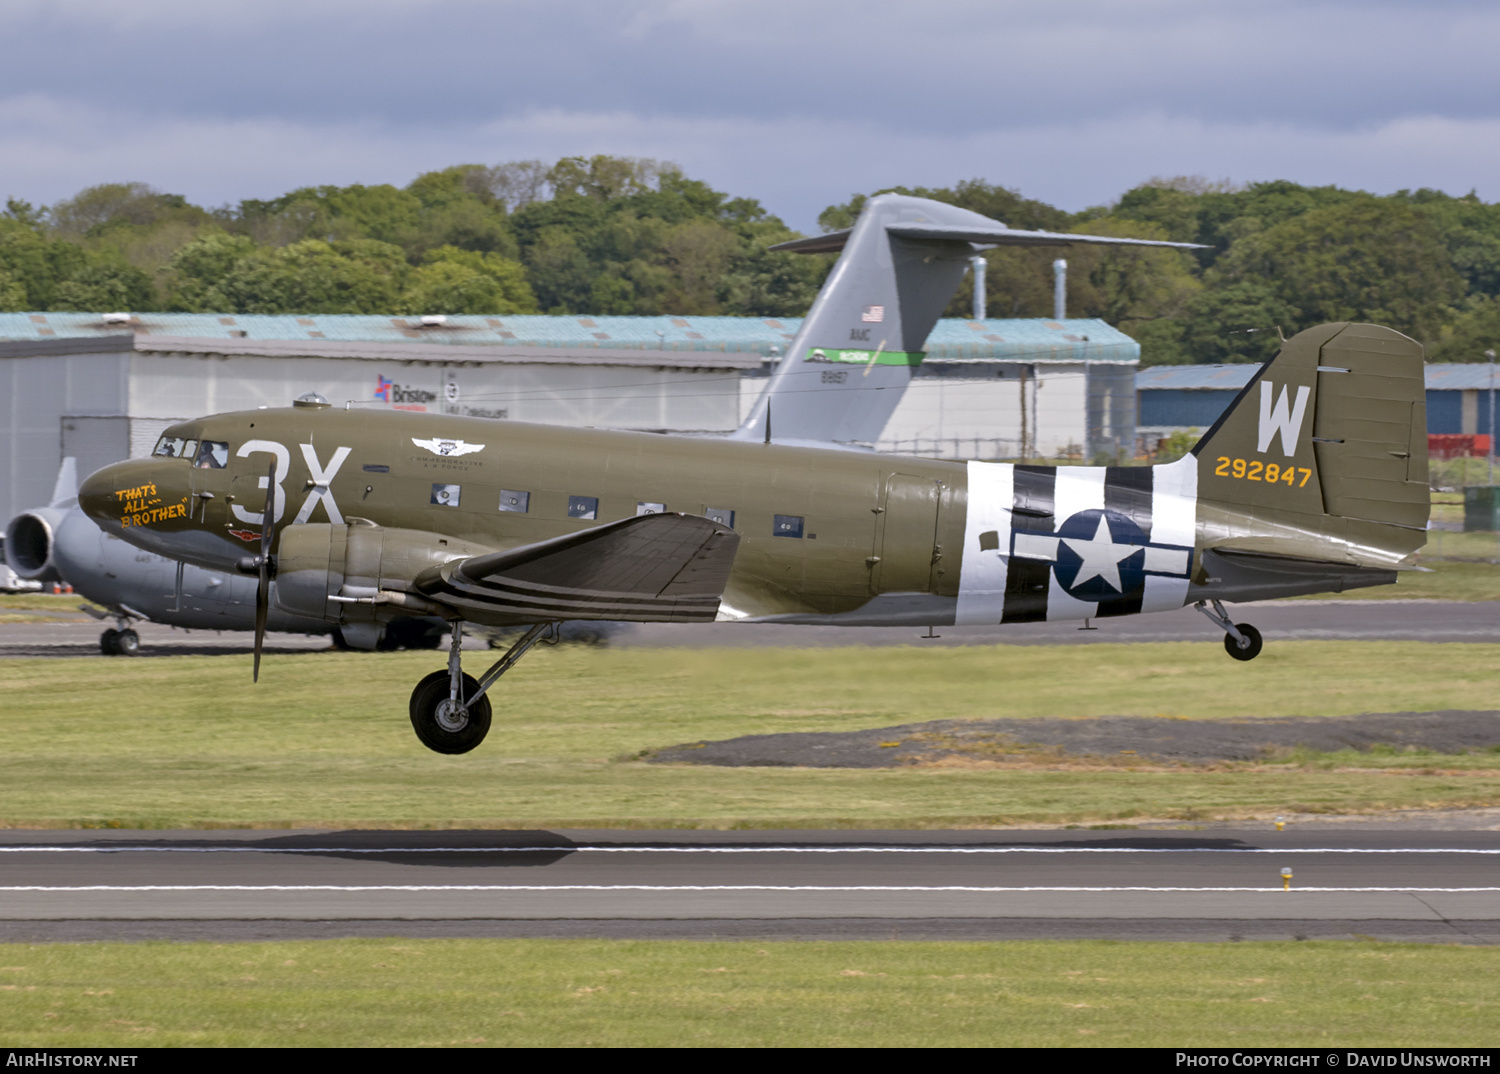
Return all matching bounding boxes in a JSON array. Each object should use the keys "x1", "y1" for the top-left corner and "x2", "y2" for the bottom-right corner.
[{"x1": 1215, "y1": 456, "x2": 1312, "y2": 486}]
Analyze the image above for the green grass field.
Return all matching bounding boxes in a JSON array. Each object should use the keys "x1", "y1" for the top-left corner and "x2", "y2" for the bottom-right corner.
[
  {"x1": 0, "y1": 938, "x2": 1492, "y2": 1047},
  {"x1": 0, "y1": 640, "x2": 1496, "y2": 828}
]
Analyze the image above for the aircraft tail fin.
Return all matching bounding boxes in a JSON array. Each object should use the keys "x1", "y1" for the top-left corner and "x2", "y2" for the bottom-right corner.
[
  {"x1": 50, "y1": 457, "x2": 79, "y2": 508},
  {"x1": 734, "y1": 194, "x2": 1203, "y2": 446},
  {"x1": 1191, "y1": 322, "x2": 1429, "y2": 564}
]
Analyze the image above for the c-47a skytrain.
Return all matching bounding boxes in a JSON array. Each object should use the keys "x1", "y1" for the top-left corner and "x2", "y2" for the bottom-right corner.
[{"x1": 76, "y1": 196, "x2": 1428, "y2": 754}]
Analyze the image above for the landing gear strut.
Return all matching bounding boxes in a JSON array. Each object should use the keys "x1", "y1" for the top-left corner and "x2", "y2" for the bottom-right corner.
[
  {"x1": 408, "y1": 621, "x2": 556, "y2": 754},
  {"x1": 1194, "y1": 600, "x2": 1263, "y2": 661}
]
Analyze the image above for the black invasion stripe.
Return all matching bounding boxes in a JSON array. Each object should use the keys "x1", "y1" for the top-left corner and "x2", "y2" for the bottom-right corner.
[
  {"x1": 439, "y1": 576, "x2": 706, "y2": 610},
  {"x1": 1099, "y1": 466, "x2": 1152, "y2": 618},
  {"x1": 1103, "y1": 466, "x2": 1153, "y2": 533},
  {"x1": 437, "y1": 589, "x2": 717, "y2": 616},
  {"x1": 1001, "y1": 465, "x2": 1056, "y2": 624},
  {"x1": 453, "y1": 573, "x2": 711, "y2": 604},
  {"x1": 438, "y1": 592, "x2": 719, "y2": 622},
  {"x1": 425, "y1": 578, "x2": 718, "y2": 616},
  {"x1": 438, "y1": 588, "x2": 720, "y2": 621}
]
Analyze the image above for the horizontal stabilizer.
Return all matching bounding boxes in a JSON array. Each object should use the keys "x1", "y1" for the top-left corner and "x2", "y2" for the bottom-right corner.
[
  {"x1": 770, "y1": 225, "x2": 1205, "y2": 255},
  {"x1": 413, "y1": 513, "x2": 739, "y2": 623}
]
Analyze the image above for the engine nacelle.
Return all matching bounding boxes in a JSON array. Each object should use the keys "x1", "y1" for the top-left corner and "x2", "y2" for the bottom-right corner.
[
  {"x1": 274, "y1": 521, "x2": 494, "y2": 624},
  {"x1": 4, "y1": 507, "x2": 68, "y2": 581}
]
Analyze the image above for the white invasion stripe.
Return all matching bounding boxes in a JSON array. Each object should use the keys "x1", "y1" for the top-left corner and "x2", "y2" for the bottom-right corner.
[
  {"x1": 3, "y1": 846, "x2": 1495, "y2": 856},
  {"x1": 1011, "y1": 533, "x2": 1059, "y2": 561},
  {"x1": 1045, "y1": 573, "x2": 1095, "y2": 622},
  {"x1": 0, "y1": 885, "x2": 1495, "y2": 894},
  {"x1": 1148, "y1": 454, "x2": 1198, "y2": 548},
  {"x1": 1143, "y1": 547, "x2": 1190, "y2": 574},
  {"x1": 955, "y1": 461, "x2": 1013, "y2": 626},
  {"x1": 1142, "y1": 454, "x2": 1197, "y2": 614},
  {"x1": 1052, "y1": 466, "x2": 1106, "y2": 523},
  {"x1": 1045, "y1": 466, "x2": 1106, "y2": 622}
]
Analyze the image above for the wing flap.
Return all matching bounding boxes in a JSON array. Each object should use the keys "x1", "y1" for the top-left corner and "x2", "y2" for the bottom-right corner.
[{"x1": 413, "y1": 513, "x2": 740, "y2": 622}]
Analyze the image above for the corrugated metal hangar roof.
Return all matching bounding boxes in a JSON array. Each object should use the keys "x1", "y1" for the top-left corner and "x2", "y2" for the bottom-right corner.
[
  {"x1": 1137, "y1": 363, "x2": 1495, "y2": 391},
  {"x1": 0, "y1": 313, "x2": 1138, "y2": 364}
]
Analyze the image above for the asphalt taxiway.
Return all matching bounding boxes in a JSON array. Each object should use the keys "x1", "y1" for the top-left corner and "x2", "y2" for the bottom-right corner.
[
  {"x1": 0, "y1": 829, "x2": 1494, "y2": 944},
  {"x1": 2, "y1": 599, "x2": 1496, "y2": 658}
]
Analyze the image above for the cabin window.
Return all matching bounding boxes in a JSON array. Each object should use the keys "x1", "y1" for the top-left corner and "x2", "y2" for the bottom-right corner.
[
  {"x1": 498, "y1": 490, "x2": 530, "y2": 513},
  {"x1": 431, "y1": 483, "x2": 461, "y2": 507},
  {"x1": 152, "y1": 436, "x2": 198, "y2": 460},
  {"x1": 773, "y1": 514, "x2": 804, "y2": 538},
  {"x1": 636, "y1": 502, "x2": 666, "y2": 516},
  {"x1": 705, "y1": 507, "x2": 735, "y2": 528},
  {"x1": 194, "y1": 441, "x2": 229, "y2": 469},
  {"x1": 568, "y1": 496, "x2": 598, "y2": 520}
]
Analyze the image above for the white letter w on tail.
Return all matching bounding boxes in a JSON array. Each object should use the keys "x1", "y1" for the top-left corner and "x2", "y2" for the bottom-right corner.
[{"x1": 1257, "y1": 382, "x2": 1311, "y2": 457}]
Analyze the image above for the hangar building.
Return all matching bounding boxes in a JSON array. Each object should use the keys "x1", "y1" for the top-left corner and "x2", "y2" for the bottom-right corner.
[
  {"x1": 1137, "y1": 362, "x2": 1497, "y2": 453},
  {"x1": 0, "y1": 312, "x2": 1138, "y2": 523}
]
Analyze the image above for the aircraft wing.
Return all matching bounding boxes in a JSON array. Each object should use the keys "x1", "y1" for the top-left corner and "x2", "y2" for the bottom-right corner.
[
  {"x1": 770, "y1": 226, "x2": 1205, "y2": 254},
  {"x1": 411, "y1": 513, "x2": 740, "y2": 623}
]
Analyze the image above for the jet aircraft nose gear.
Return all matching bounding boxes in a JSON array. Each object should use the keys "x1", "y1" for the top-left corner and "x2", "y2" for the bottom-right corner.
[{"x1": 1195, "y1": 599, "x2": 1263, "y2": 661}]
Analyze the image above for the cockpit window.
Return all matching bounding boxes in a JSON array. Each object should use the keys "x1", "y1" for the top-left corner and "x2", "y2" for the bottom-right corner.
[
  {"x1": 194, "y1": 440, "x2": 230, "y2": 469},
  {"x1": 152, "y1": 436, "x2": 199, "y2": 459}
]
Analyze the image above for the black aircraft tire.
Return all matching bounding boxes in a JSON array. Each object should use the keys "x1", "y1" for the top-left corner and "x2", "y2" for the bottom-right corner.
[
  {"x1": 99, "y1": 629, "x2": 119, "y2": 656},
  {"x1": 115, "y1": 629, "x2": 140, "y2": 656},
  {"x1": 1224, "y1": 623, "x2": 1263, "y2": 662},
  {"x1": 409, "y1": 670, "x2": 492, "y2": 755}
]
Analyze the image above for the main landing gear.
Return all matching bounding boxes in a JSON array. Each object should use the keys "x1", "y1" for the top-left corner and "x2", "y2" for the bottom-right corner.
[
  {"x1": 99, "y1": 627, "x2": 140, "y2": 656},
  {"x1": 409, "y1": 621, "x2": 558, "y2": 754},
  {"x1": 1194, "y1": 600, "x2": 1263, "y2": 661}
]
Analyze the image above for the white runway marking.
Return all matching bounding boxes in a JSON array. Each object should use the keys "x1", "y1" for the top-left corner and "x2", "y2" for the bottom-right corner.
[
  {"x1": 0, "y1": 885, "x2": 1495, "y2": 894},
  {"x1": 0, "y1": 846, "x2": 1496, "y2": 856}
]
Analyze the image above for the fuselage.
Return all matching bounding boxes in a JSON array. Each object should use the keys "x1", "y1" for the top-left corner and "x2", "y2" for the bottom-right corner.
[{"x1": 76, "y1": 401, "x2": 1404, "y2": 629}]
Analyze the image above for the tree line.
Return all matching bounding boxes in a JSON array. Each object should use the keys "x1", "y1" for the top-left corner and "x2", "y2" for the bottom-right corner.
[{"x1": 4, "y1": 157, "x2": 1499, "y2": 365}]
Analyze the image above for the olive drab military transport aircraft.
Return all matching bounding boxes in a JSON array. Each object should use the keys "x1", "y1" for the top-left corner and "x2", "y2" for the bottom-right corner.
[{"x1": 76, "y1": 195, "x2": 1431, "y2": 755}]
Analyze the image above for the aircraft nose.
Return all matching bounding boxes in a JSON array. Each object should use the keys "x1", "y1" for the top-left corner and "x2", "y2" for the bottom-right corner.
[{"x1": 78, "y1": 458, "x2": 190, "y2": 533}]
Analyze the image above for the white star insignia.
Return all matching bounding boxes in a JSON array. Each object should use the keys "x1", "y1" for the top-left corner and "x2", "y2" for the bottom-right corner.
[{"x1": 1060, "y1": 515, "x2": 1138, "y2": 593}]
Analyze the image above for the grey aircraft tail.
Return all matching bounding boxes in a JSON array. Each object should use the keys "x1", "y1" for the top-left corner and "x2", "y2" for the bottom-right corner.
[
  {"x1": 733, "y1": 193, "x2": 1202, "y2": 447},
  {"x1": 49, "y1": 456, "x2": 78, "y2": 508}
]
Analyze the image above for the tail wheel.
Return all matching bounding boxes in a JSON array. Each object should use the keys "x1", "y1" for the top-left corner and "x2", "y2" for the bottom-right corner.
[
  {"x1": 1224, "y1": 623, "x2": 1263, "y2": 662},
  {"x1": 409, "y1": 670, "x2": 492, "y2": 754}
]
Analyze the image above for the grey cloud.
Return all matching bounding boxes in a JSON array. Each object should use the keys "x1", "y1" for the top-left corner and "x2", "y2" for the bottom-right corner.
[{"x1": 4, "y1": 1, "x2": 1500, "y2": 134}]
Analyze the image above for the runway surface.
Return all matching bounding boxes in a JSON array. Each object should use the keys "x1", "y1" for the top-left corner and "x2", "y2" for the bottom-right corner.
[
  {"x1": 0, "y1": 829, "x2": 1495, "y2": 943},
  {"x1": 3, "y1": 600, "x2": 1499, "y2": 657}
]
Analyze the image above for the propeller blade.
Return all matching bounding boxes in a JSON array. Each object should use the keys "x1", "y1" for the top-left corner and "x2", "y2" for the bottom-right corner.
[
  {"x1": 253, "y1": 566, "x2": 268, "y2": 682},
  {"x1": 252, "y1": 459, "x2": 276, "y2": 682}
]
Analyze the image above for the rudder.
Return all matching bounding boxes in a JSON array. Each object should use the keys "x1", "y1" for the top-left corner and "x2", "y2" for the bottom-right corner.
[{"x1": 1191, "y1": 322, "x2": 1428, "y2": 558}]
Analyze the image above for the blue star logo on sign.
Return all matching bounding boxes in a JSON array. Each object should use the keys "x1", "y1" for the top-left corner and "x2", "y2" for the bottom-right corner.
[{"x1": 1052, "y1": 508, "x2": 1148, "y2": 603}]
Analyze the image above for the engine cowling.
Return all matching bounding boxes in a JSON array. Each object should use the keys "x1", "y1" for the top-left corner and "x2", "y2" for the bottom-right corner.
[
  {"x1": 274, "y1": 521, "x2": 494, "y2": 624},
  {"x1": 4, "y1": 507, "x2": 68, "y2": 581}
]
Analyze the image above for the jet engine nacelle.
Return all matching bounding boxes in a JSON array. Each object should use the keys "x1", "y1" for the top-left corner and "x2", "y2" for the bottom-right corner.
[
  {"x1": 274, "y1": 521, "x2": 493, "y2": 625},
  {"x1": 4, "y1": 507, "x2": 68, "y2": 581}
]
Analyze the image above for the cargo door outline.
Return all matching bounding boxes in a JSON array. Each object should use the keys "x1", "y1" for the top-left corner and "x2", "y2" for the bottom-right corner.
[{"x1": 872, "y1": 473, "x2": 940, "y2": 594}]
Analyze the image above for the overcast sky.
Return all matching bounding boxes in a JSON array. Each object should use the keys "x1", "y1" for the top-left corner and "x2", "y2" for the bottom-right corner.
[{"x1": 4, "y1": 0, "x2": 1499, "y2": 231}]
